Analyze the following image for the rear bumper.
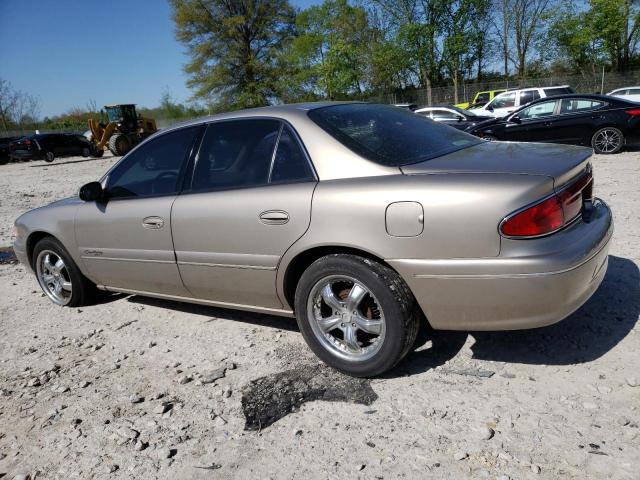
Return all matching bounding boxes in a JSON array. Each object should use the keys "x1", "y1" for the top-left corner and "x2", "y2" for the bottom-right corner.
[
  {"x1": 10, "y1": 150, "x2": 41, "y2": 161},
  {"x1": 388, "y1": 199, "x2": 613, "y2": 331}
]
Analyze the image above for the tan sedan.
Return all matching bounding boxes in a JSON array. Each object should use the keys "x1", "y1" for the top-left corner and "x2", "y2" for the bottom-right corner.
[{"x1": 13, "y1": 103, "x2": 612, "y2": 376}]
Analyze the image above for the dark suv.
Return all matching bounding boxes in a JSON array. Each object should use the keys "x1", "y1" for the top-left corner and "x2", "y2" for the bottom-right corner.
[{"x1": 9, "y1": 133, "x2": 96, "y2": 163}]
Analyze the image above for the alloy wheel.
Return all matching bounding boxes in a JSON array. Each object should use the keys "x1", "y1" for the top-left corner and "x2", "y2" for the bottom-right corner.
[
  {"x1": 307, "y1": 275, "x2": 386, "y2": 362},
  {"x1": 594, "y1": 128, "x2": 621, "y2": 153},
  {"x1": 36, "y1": 250, "x2": 72, "y2": 305}
]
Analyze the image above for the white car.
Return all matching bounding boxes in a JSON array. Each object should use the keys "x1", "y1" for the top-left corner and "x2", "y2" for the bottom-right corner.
[
  {"x1": 607, "y1": 87, "x2": 640, "y2": 103},
  {"x1": 473, "y1": 86, "x2": 574, "y2": 118}
]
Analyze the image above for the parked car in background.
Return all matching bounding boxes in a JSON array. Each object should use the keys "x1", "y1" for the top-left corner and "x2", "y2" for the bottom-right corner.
[
  {"x1": 473, "y1": 85, "x2": 575, "y2": 118},
  {"x1": 468, "y1": 94, "x2": 640, "y2": 154},
  {"x1": 414, "y1": 105, "x2": 493, "y2": 130},
  {"x1": 14, "y1": 102, "x2": 611, "y2": 376},
  {"x1": 9, "y1": 133, "x2": 97, "y2": 163},
  {"x1": 606, "y1": 87, "x2": 640, "y2": 103},
  {"x1": 0, "y1": 136, "x2": 22, "y2": 165},
  {"x1": 454, "y1": 89, "x2": 507, "y2": 110}
]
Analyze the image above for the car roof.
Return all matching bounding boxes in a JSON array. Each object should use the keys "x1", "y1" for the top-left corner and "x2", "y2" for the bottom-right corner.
[
  {"x1": 608, "y1": 87, "x2": 640, "y2": 92},
  {"x1": 165, "y1": 101, "x2": 362, "y2": 131}
]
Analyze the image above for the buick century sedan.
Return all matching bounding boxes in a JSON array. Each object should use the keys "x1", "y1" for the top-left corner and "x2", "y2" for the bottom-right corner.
[{"x1": 13, "y1": 103, "x2": 613, "y2": 376}]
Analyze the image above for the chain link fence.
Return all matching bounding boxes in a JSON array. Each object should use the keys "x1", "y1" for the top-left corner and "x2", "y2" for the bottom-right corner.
[{"x1": 369, "y1": 69, "x2": 640, "y2": 106}]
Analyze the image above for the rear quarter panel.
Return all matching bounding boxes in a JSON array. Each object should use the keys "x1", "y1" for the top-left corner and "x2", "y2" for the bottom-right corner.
[{"x1": 277, "y1": 173, "x2": 554, "y2": 306}]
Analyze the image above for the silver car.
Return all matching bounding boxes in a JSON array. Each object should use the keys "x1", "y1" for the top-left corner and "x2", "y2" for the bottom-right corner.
[{"x1": 13, "y1": 103, "x2": 613, "y2": 376}]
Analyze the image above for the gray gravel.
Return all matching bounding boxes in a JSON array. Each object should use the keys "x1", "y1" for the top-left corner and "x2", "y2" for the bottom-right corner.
[{"x1": 0, "y1": 149, "x2": 638, "y2": 479}]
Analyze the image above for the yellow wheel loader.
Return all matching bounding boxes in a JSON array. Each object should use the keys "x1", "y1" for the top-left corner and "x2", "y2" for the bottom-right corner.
[{"x1": 88, "y1": 104, "x2": 157, "y2": 157}]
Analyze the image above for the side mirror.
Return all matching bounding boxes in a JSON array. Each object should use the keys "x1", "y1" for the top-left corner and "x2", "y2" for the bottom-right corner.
[
  {"x1": 456, "y1": 115, "x2": 464, "y2": 122},
  {"x1": 79, "y1": 181, "x2": 104, "y2": 202},
  {"x1": 510, "y1": 115, "x2": 522, "y2": 124},
  {"x1": 486, "y1": 105, "x2": 494, "y2": 111}
]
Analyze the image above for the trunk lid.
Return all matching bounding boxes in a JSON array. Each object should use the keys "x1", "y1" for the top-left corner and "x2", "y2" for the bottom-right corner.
[{"x1": 400, "y1": 141, "x2": 592, "y2": 188}]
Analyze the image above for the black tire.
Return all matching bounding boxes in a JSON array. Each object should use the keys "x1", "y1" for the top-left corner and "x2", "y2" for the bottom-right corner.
[
  {"x1": 44, "y1": 151, "x2": 55, "y2": 163},
  {"x1": 81, "y1": 147, "x2": 90, "y2": 157},
  {"x1": 294, "y1": 254, "x2": 420, "y2": 377},
  {"x1": 108, "y1": 133, "x2": 131, "y2": 156},
  {"x1": 0, "y1": 156, "x2": 8, "y2": 165},
  {"x1": 92, "y1": 148, "x2": 104, "y2": 158},
  {"x1": 32, "y1": 236, "x2": 97, "y2": 307},
  {"x1": 591, "y1": 127, "x2": 624, "y2": 154}
]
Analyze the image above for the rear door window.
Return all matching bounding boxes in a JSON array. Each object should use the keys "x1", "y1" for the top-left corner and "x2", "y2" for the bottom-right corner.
[
  {"x1": 269, "y1": 126, "x2": 315, "y2": 184},
  {"x1": 559, "y1": 99, "x2": 605, "y2": 113}
]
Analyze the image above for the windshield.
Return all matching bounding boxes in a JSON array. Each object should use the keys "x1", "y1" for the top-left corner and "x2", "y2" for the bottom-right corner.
[{"x1": 307, "y1": 104, "x2": 481, "y2": 166}]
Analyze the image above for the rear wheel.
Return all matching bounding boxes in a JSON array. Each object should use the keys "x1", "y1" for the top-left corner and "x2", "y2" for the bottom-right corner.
[
  {"x1": 295, "y1": 254, "x2": 420, "y2": 377},
  {"x1": 33, "y1": 237, "x2": 97, "y2": 307},
  {"x1": 44, "y1": 151, "x2": 55, "y2": 162},
  {"x1": 108, "y1": 133, "x2": 132, "y2": 156},
  {"x1": 591, "y1": 127, "x2": 623, "y2": 154}
]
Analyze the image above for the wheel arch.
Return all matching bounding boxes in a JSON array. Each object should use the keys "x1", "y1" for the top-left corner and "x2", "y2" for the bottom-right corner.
[
  {"x1": 280, "y1": 245, "x2": 401, "y2": 311},
  {"x1": 26, "y1": 231, "x2": 57, "y2": 268}
]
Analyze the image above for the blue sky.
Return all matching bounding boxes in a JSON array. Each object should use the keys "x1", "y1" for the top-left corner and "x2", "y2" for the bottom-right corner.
[{"x1": 0, "y1": 0, "x2": 319, "y2": 118}]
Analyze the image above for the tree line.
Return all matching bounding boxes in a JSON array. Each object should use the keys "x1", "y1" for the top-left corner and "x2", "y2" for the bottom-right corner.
[{"x1": 171, "y1": 0, "x2": 640, "y2": 109}]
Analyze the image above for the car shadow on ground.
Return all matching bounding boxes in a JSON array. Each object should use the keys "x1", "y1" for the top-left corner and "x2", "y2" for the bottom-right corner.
[
  {"x1": 122, "y1": 255, "x2": 637, "y2": 376},
  {"x1": 28, "y1": 157, "x2": 103, "y2": 168},
  {"x1": 126, "y1": 295, "x2": 300, "y2": 332}
]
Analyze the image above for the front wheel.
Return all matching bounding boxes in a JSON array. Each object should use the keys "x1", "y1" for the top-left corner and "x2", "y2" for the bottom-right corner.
[
  {"x1": 591, "y1": 127, "x2": 624, "y2": 154},
  {"x1": 33, "y1": 237, "x2": 97, "y2": 307},
  {"x1": 81, "y1": 147, "x2": 90, "y2": 157},
  {"x1": 295, "y1": 254, "x2": 420, "y2": 377}
]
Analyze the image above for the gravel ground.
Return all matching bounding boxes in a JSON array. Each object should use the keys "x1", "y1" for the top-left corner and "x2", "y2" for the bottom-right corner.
[{"x1": 0, "y1": 150, "x2": 638, "y2": 480}]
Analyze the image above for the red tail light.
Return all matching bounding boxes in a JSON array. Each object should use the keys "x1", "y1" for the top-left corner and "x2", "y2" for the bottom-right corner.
[
  {"x1": 500, "y1": 169, "x2": 593, "y2": 238},
  {"x1": 625, "y1": 108, "x2": 640, "y2": 116}
]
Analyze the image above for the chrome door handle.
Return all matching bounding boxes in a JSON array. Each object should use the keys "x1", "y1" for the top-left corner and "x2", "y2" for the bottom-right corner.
[
  {"x1": 142, "y1": 216, "x2": 165, "y2": 229},
  {"x1": 259, "y1": 210, "x2": 289, "y2": 225}
]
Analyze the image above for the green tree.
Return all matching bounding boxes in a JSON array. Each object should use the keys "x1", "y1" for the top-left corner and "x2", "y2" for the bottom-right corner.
[
  {"x1": 170, "y1": 0, "x2": 295, "y2": 110},
  {"x1": 283, "y1": 0, "x2": 374, "y2": 99}
]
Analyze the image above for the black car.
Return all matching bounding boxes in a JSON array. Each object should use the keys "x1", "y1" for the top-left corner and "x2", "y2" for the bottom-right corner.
[
  {"x1": 414, "y1": 105, "x2": 493, "y2": 130},
  {"x1": 0, "y1": 136, "x2": 22, "y2": 165},
  {"x1": 468, "y1": 94, "x2": 640, "y2": 154},
  {"x1": 9, "y1": 133, "x2": 97, "y2": 163}
]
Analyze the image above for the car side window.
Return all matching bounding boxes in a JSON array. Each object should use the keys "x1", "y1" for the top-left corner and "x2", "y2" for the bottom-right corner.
[
  {"x1": 191, "y1": 119, "x2": 281, "y2": 192},
  {"x1": 559, "y1": 99, "x2": 605, "y2": 113},
  {"x1": 628, "y1": 88, "x2": 640, "y2": 95},
  {"x1": 107, "y1": 126, "x2": 200, "y2": 199},
  {"x1": 475, "y1": 92, "x2": 490, "y2": 103},
  {"x1": 432, "y1": 109, "x2": 460, "y2": 121},
  {"x1": 270, "y1": 125, "x2": 315, "y2": 184},
  {"x1": 518, "y1": 101, "x2": 557, "y2": 119},
  {"x1": 519, "y1": 90, "x2": 540, "y2": 105},
  {"x1": 491, "y1": 92, "x2": 516, "y2": 109}
]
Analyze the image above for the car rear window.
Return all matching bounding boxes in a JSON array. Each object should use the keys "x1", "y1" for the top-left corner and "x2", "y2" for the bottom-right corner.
[{"x1": 307, "y1": 104, "x2": 480, "y2": 166}]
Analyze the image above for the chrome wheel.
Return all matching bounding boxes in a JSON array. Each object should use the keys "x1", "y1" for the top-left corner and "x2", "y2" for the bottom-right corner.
[
  {"x1": 593, "y1": 128, "x2": 622, "y2": 153},
  {"x1": 36, "y1": 250, "x2": 72, "y2": 305},
  {"x1": 307, "y1": 275, "x2": 386, "y2": 362}
]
